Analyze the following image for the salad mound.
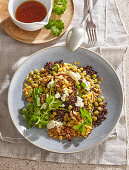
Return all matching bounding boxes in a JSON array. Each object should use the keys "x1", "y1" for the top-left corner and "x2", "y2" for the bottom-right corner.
[{"x1": 20, "y1": 61, "x2": 108, "y2": 141}]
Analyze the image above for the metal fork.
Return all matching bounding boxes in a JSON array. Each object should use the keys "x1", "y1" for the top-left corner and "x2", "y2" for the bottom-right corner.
[{"x1": 86, "y1": 0, "x2": 97, "y2": 44}]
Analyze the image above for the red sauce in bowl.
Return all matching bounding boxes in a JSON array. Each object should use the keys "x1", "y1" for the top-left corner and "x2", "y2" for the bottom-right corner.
[{"x1": 15, "y1": 1, "x2": 47, "y2": 23}]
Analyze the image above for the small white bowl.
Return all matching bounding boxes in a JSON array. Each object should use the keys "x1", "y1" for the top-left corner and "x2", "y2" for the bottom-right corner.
[{"x1": 8, "y1": 0, "x2": 53, "y2": 31}]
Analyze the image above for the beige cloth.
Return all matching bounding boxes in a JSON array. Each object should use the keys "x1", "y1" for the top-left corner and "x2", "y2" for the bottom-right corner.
[{"x1": 0, "y1": 0, "x2": 128, "y2": 165}]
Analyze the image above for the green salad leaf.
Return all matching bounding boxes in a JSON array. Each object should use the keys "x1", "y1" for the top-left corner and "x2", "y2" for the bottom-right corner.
[
  {"x1": 20, "y1": 83, "x2": 64, "y2": 129},
  {"x1": 80, "y1": 108, "x2": 92, "y2": 126},
  {"x1": 20, "y1": 88, "x2": 47, "y2": 129},
  {"x1": 75, "y1": 83, "x2": 82, "y2": 97},
  {"x1": 81, "y1": 82, "x2": 86, "y2": 89},
  {"x1": 74, "y1": 108, "x2": 92, "y2": 134}
]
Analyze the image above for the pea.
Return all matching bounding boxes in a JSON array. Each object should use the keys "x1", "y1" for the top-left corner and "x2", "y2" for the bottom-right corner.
[
  {"x1": 86, "y1": 75, "x2": 91, "y2": 79},
  {"x1": 53, "y1": 112, "x2": 56, "y2": 115},
  {"x1": 68, "y1": 105, "x2": 72, "y2": 110},
  {"x1": 99, "y1": 102, "x2": 103, "y2": 106},
  {"x1": 37, "y1": 72, "x2": 40, "y2": 75},
  {"x1": 94, "y1": 79, "x2": 98, "y2": 83},
  {"x1": 81, "y1": 73, "x2": 84, "y2": 78},
  {"x1": 101, "y1": 96, "x2": 104, "y2": 100},
  {"x1": 30, "y1": 71, "x2": 33, "y2": 76},
  {"x1": 93, "y1": 116, "x2": 97, "y2": 121},
  {"x1": 33, "y1": 74, "x2": 36, "y2": 79},
  {"x1": 94, "y1": 110, "x2": 99, "y2": 115},
  {"x1": 80, "y1": 67, "x2": 84, "y2": 71},
  {"x1": 98, "y1": 98, "x2": 102, "y2": 103},
  {"x1": 94, "y1": 102, "x2": 98, "y2": 107},
  {"x1": 31, "y1": 82, "x2": 35, "y2": 87},
  {"x1": 26, "y1": 78, "x2": 29, "y2": 82},
  {"x1": 77, "y1": 69, "x2": 81, "y2": 73},
  {"x1": 40, "y1": 68, "x2": 44, "y2": 73},
  {"x1": 34, "y1": 69, "x2": 38, "y2": 74},
  {"x1": 33, "y1": 84, "x2": 38, "y2": 88},
  {"x1": 83, "y1": 71, "x2": 86, "y2": 75},
  {"x1": 89, "y1": 103, "x2": 92, "y2": 107},
  {"x1": 51, "y1": 115, "x2": 55, "y2": 118},
  {"x1": 98, "y1": 107, "x2": 102, "y2": 111},
  {"x1": 92, "y1": 74, "x2": 97, "y2": 79},
  {"x1": 84, "y1": 101, "x2": 87, "y2": 105},
  {"x1": 95, "y1": 84, "x2": 99, "y2": 88},
  {"x1": 72, "y1": 66, "x2": 77, "y2": 71},
  {"x1": 28, "y1": 78, "x2": 32, "y2": 83}
]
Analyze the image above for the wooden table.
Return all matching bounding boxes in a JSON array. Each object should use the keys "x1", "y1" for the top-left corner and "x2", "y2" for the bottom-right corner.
[{"x1": 0, "y1": 0, "x2": 128, "y2": 169}]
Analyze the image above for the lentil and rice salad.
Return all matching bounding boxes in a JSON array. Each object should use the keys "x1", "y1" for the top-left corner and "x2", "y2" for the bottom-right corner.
[{"x1": 20, "y1": 61, "x2": 108, "y2": 141}]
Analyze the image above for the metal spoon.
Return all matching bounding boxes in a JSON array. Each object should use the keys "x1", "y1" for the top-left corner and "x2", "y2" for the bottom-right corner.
[{"x1": 66, "y1": 0, "x2": 93, "y2": 51}]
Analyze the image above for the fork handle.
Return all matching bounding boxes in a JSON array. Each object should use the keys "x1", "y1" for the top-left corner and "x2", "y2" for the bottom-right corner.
[{"x1": 87, "y1": 0, "x2": 93, "y2": 21}]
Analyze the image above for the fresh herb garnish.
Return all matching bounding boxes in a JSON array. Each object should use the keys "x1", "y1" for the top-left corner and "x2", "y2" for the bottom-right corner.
[
  {"x1": 74, "y1": 108, "x2": 92, "y2": 134},
  {"x1": 20, "y1": 88, "x2": 48, "y2": 129},
  {"x1": 53, "y1": 0, "x2": 67, "y2": 15},
  {"x1": 81, "y1": 82, "x2": 86, "y2": 89},
  {"x1": 52, "y1": 65, "x2": 58, "y2": 70},
  {"x1": 75, "y1": 83, "x2": 82, "y2": 97},
  {"x1": 45, "y1": 0, "x2": 67, "y2": 36},
  {"x1": 45, "y1": 19, "x2": 64, "y2": 37},
  {"x1": 80, "y1": 108, "x2": 92, "y2": 126}
]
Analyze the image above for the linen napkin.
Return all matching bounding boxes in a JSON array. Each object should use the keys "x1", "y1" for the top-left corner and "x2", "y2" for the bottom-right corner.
[{"x1": 0, "y1": 0, "x2": 128, "y2": 165}]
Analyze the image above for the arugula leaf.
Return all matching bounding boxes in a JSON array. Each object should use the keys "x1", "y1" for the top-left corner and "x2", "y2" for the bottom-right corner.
[
  {"x1": 46, "y1": 96, "x2": 55, "y2": 104},
  {"x1": 76, "y1": 83, "x2": 82, "y2": 97},
  {"x1": 20, "y1": 88, "x2": 50, "y2": 129},
  {"x1": 20, "y1": 108, "x2": 28, "y2": 115},
  {"x1": 81, "y1": 82, "x2": 86, "y2": 89},
  {"x1": 38, "y1": 120, "x2": 48, "y2": 129},
  {"x1": 74, "y1": 123, "x2": 82, "y2": 130},
  {"x1": 49, "y1": 100, "x2": 62, "y2": 109},
  {"x1": 52, "y1": 65, "x2": 58, "y2": 70},
  {"x1": 80, "y1": 124, "x2": 86, "y2": 134},
  {"x1": 80, "y1": 108, "x2": 92, "y2": 126},
  {"x1": 75, "y1": 83, "x2": 80, "y2": 90},
  {"x1": 74, "y1": 123, "x2": 86, "y2": 134}
]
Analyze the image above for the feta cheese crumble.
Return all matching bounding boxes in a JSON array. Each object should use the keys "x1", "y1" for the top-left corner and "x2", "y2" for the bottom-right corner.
[
  {"x1": 47, "y1": 120, "x2": 63, "y2": 129},
  {"x1": 82, "y1": 78, "x2": 91, "y2": 91},
  {"x1": 47, "y1": 78, "x2": 54, "y2": 89},
  {"x1": 68, "y1": 71, "x2": 81, "y2": 81},
  {"x1": 55, "y1": 92, "x2": 61, "y2": 98},
  {"x1": 62, "y1": 104, "x2": 65, "y2": 107},
  {"x1": 61, "y1": 88, "x2": 69, "y2": 102},
  {"x1": 75, "y1": 96, "x2": 84, "y2": 108}
]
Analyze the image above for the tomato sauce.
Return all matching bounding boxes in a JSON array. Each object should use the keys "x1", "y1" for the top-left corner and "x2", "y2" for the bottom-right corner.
[{"x1": 15, "y1": 1, "x2": 47, "y2": 23}]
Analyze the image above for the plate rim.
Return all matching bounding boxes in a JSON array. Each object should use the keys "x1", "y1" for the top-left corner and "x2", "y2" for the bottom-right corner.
[{"x1": 8, "y1": 45, "x2": 123, "y2": 153}]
